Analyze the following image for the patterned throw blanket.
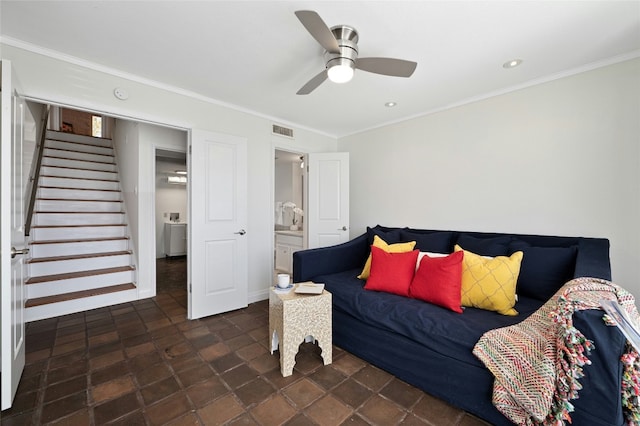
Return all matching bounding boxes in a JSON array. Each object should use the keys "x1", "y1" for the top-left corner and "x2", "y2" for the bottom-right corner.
[{"x1": 473, "y1": 277, "x2": 640, "y2": 426}]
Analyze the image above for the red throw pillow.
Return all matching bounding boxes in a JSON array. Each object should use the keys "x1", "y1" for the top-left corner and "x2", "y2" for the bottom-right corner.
[
  {"x1": 409, "y1": 251, "x2": 464, "y2": 313},
  {"x1": 364, "y1": 246, "x2": 419, "y2": 297}
]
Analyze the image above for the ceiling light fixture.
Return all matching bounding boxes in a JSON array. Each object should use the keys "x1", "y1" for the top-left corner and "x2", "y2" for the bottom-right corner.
[
  {"x1": 385, "y1": 102, "x2": 397, "y2": 108},
  {"x1": 503, "y1": 59, "x2": 523, "y2": 69},
  {"x1": 168, "y1": 176, "x2": 187, "y2": 184},
  {"x1": 327, "y1": 63, "x2": 354, "y2": 83}
]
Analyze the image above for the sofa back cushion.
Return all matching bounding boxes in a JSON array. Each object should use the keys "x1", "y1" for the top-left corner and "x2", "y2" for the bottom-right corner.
[
  {"x1": 400, "y1": 230, "x2": 453, "y2": 253},
  {"x1": 509, "y1": 241, "x2": 577, "y2": 301},
  {"x1": 456, "y1": 234, "x2": 512, "y2": 256},
  {"x1": 366, "y1": 225, "x2": 403, "y2": 245}
]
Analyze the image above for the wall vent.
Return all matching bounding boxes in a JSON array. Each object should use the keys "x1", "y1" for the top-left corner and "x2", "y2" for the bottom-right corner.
[{"x1": 272, "y1": 124, "x2": 294, "y2": 139}]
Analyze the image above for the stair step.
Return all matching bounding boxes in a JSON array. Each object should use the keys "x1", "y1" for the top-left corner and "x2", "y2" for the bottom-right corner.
[
  {"x1": 39, "y1": 176, "x2": 120, "y2": 191},
  {"x1": 25, "y1": 285, "x2": 138, "y2": 322},
  {"x1": 33, "y1": 211, "x2": 125, "y2": 226},
  {"x1": 28, "y1": 250, "x2": 132, "y2": 264},
  {"x1": 40, "y1": 174, "x2": 118, "y2": 183},
  {"x1": 26, "y1": 266, "x2": 135, "y2": 298},
  {"x1": 45, "y1": 139, "x2": 114, "y2": 156},
  {"x1": 30, "y1": 237, "x2": 129, "y2": 258},
  {"x1": 28, "y1": 251, "x2": 133, "y2": 276},
  {"x1": 30, "y1": 224, "x2": 127, "y2": 240},
  {"x1": 42, "y1": 155, "x2": 117, "y2": 171},
  {"x1": 36, "y1": 199, "x2": 123, "y2": 212},
  {"x1": 26, "y1": 265, "x2": 134, "y2": 284},
  {"x1": 44, "y1": 148, "x2": 114, "y2": 164},
  {"x1": 42, "y1": 153, "x2": 115, "y2": 167},
  {"x1": 38, "y1": 187, "x2": 121, "y2": 201},
  {"x1": 46, "y1": 130, "x2": 113, "y2": 148},
  {"x1": 25, "y1": 283, "x2": 136, "y2": 308},
  {"x1": 40, "y1": 165, "x2": 118, "y2": 181},
  {"x1": 31, "y1": 236, "x2": 129, "y2": 245}
]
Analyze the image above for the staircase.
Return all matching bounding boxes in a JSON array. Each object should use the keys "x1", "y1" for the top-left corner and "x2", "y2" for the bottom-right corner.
[{"x1": 25, "y1": 130, "x2": 137, "y2": 322}]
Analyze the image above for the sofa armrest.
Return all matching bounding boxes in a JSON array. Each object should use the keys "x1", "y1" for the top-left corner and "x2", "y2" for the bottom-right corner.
[
  {"x1": 293, "y1": 232, "x2": 369, "y2": 282},
  {"x1": 574, "y1": 238, "x2": 611, "y2": 280},
  {"x1": 571, "y1": 309, "x2": 626, "y2": 425}
]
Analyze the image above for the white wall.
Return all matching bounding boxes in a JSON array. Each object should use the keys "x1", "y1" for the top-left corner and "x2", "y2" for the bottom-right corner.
[
  {"x1": 339, "y1": 58, "x2": 640, "y2": 299},
  {"x1": 155, "y1": 157, "x2": 187, "y2": 258},
  {"x1": 2, "y1": 43, "x2": 338, "y2": 304}
]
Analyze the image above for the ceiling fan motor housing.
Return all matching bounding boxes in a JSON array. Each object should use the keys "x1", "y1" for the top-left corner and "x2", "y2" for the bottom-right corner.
[{"x1": 324, "y1": 25, "x2": 359, "y2": 70}]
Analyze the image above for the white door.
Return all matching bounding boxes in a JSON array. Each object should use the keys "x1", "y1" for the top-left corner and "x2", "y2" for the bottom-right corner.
[
  {"x1": 1, "y1": 60, "x2": 27, "y2": 410},
  {"x1": 188, "y1": 129, "x2": 248, "y2": 320},
  {"x1": 307, "y1": 152, "x2": 350, "y2": 248}
]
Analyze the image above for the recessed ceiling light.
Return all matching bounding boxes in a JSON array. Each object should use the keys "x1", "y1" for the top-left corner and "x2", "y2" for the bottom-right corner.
[
  {"x1": 385, "y1": 102, "x2": 397, "y2": 108},
  {"x1": 503, "y1": 59, "x2": 523, "y2": 69}
]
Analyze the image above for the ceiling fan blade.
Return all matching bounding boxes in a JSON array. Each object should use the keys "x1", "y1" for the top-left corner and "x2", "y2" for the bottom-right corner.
[
  {"x1": 297, "y1": 69, "x2": 328, "y2": 95},
  {"x1": 356, "y1": 57, "x2": 417, "y2": 77},
  {"x1": 295, "y1": 10, "x2": 340, "y2": 54}
]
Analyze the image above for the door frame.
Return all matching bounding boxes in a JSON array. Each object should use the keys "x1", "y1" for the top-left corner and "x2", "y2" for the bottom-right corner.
[{"x1": 271, "y1": 140, "x2": 311, "y2": 278}]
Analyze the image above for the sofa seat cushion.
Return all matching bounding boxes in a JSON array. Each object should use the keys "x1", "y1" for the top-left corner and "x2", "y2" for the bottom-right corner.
[{"x1": 318, "y1": 269, "x2": 544, "y2": 366}]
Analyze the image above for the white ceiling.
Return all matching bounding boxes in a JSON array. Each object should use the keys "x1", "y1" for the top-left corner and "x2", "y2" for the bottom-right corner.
[{"x1": 1, "y1": 1, "x2": 639, "y2": 138}]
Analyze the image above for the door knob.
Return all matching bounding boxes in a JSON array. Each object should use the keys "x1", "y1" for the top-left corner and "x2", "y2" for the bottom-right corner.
[
  {"x1": 11, "y1": 247, "x2": 29, "y2": 259},
  {"x1": 339, "y1": 226, "x2": 347, "y2": 231},
  {"x1": 234, "y1": 229, "x2": 246, "y2": 235}
]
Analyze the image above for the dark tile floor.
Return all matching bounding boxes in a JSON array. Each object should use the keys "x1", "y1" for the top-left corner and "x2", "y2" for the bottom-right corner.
[{"x1": 0, "y1": 258, "x2": 491, "y2": 425}]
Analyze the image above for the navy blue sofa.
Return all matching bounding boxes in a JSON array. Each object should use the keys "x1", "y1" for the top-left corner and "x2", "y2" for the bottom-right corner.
[{"x1": 293, "y1": 226, "x2": 626, "y2": 425}]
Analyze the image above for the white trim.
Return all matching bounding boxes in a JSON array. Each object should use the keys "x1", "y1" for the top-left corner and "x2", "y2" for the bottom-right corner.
[
  {"x1": 1, "y1": 36, "x2": 336, "y2": 139},
  {"x1": 5, "y1": 36, "x2": 637, "y2": 141},
  {"x1": 341, "y1": 49, "x2": 640, "y2": 138}
]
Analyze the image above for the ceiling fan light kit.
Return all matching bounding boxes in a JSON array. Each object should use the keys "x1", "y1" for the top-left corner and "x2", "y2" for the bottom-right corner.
[{"x1": 295, "y1": 10, "x2": 417, "y2": 94}]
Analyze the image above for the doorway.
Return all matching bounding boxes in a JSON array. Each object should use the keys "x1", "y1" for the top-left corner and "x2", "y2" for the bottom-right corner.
[
  {"x1": 154, "y1": 149, "x2": 188, "y2": 293},
  {"x1": 274, "y1": 149, "x2": 306, "y2": 278}
]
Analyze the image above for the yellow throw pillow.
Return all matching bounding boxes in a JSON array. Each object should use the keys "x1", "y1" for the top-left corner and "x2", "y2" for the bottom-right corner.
[
  {"x1": 358, "y1": 235, "x2": 416, "y2": 280},
  {"x1": 454, "y1": 245, "x2": 523, "y2": 316}
]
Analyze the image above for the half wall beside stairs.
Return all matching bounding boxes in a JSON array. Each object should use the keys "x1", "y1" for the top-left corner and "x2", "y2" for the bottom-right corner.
[{"x1": 25, "y1": 130, "x2": 138, "y2": 322}]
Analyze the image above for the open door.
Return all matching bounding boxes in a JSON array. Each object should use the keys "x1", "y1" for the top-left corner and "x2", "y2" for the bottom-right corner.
[
  {"x1": 188, "y1": 129, "x2": 248, "y2": 320},
  {"x1": 307, "y1": 152, "x2": 350, "y2": 248},
  {"x1": 1, "y1": 60, "x2": 27, "y2": 410}
]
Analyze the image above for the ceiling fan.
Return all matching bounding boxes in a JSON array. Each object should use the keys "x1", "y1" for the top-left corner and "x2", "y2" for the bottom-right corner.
[{"x1": 295, "y1": 10, "x2": 418, "y2": 95}]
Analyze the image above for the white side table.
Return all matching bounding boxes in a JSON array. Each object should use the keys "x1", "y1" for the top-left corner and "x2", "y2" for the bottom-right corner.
[{"x1": 269, "y1": 285, "x2": 332, "y2": 377}]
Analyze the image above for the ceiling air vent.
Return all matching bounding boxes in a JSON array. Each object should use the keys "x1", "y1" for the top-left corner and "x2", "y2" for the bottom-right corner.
[{"x1": 272, "y1": 124, "x2": 294, "y2": 139}]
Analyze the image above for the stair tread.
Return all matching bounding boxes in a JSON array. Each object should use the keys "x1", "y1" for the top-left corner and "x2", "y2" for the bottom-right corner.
[
  {"x1": 44, "y1": 146, "x2": 114, "y2": 158},
  {"x1": 37, "y1": 198, "x2": 123, "y2": 202},
  {"x1": 35, "y1": 211, "x2": 124, "y2": 214},
  {"x1": 30, "y1": 236, "x2": 129, "y2": 245},
  {"x1": 43, "y1": 155, "x2": 115, "y2": 165},
  {"x1": 42, "y1": 164, "x2": 117, "y2": 173},
  {"x1": 32, "y1": 224, "x2": 126, "y2": 228},
  {"x1": 47, "y1": 133, "x2": 113, "y2": 143},
  {"x1": 46, "y1": 138, "x2": 113, "y2": 150},
  {"x1": 26, "y1": 265, "x2": 135, "y2": 284},
  {"x1": 40, "y1": 174, "x2": 118, "y2": 183},
  {"x1": 39, "y1": 186, "x2": 121, "y2": 192},
  {"x1": 25, "y1": 283, "x2": 136, "y2": 308},
  {"x1": 28, "y1": 250, "x2": 132, "y2": 263}
]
